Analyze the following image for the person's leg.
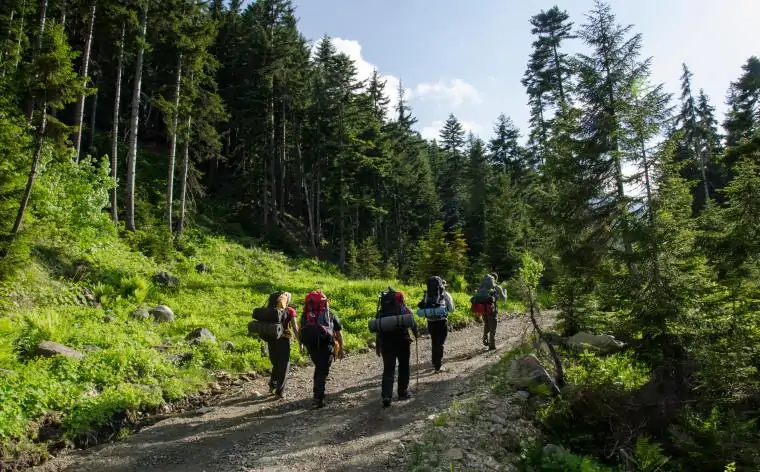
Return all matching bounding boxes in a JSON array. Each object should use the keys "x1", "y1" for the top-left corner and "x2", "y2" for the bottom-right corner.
[
  {"x1": 482, "y1": 312, "x2": 489, "y2": 346},
  {"x1": 429, "y1": 321, "x2": 440, "y2": 369},
  {"x1": 381, "y1": 342, "x2": 397, "y2": 405},
  {"x1": 488, "y1": 310, "x2": 497, "y2": 349},
  {"x1": 312, "y1": 345, "x2": 331, "y2": 406},
  {"x1": 397, "y1": 341, "x2": 411, "y2": 398},
  {"x1": 267, "y1": 339, "x2": 278, "y2": 392},
  {"x1": 430, "y1": 321, "x2": 445, "y2": 371},
  {"x1": 273, "y1": 338, "x2": 291, "y2": 395}
]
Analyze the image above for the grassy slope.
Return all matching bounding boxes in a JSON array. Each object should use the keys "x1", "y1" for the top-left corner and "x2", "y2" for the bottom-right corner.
[{"x1": 0, "y1": 228, "x2": 521, "y2": 459}]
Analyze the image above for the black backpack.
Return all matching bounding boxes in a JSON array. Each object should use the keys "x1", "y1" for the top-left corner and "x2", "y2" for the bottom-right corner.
[
  {"x1": 378, "y1": 287, "x2": 402, "y2": 318},
  {"x1": 421, "y1": 276, "x2": 445, "y2": 309}
]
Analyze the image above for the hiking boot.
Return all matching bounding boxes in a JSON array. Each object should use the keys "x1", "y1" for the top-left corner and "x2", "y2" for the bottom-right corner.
[
  {"x1": 382, "y1": 398, "x2": 392, "y2": 407},
  {"x1": 482, "y1": 337, "x2": 488, "y2": 347},
  {"x1": 488, "y1": 344, "x2": 496, "y2": 351},
  {"x1": 274, "y1": 390, "x2": 284, "y2": 400},
  {"x1": 398, "y1": 391, "x2": 411, "y2": 401},
  {"x1": 312, "y1": 397, "x2": 325, "y2": 409},
  {"x1": 434, "y1": 366, "x2": 447, "y2": 374},
  {"x1": 269, "y1": 387, "x2": 278, "y2": 396}
]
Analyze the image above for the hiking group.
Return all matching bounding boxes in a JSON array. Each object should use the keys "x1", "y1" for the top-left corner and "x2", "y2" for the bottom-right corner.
[{"x1": 247, "y1": 272, "x2": 506, "y2": 409}]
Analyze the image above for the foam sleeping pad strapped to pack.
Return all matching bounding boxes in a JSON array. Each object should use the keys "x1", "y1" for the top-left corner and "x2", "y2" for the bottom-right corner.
[
  {"x1": 252, "y1": 306, "x2": 288, "y2": 324},
  {"x1": 416, "y1": 306, "x2": 448, "y2": 319},
  {"x1": 248, "y1": 320, "x2": 284, "y2": 339},
  {"x1": 368, "y1": 313, "x2": 415, "y2": 333}
]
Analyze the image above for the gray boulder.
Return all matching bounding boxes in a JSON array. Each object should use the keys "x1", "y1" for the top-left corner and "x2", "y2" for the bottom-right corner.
[
  {"x1": 186, "y1": 327, "x2": 216, "y2": 344},
  {"x1": 151, "y1": 304, "x2": 175, "y2": 322},
  {"x1": 507, "y1": 354, "x2": 559, "y2": 395},
  {"x1": 221, "y1": 341, "x2": 235, "y2": 351},
  {"x1": 567, "y1": 332, "x2": 625, "y2": 354},
  {"x1": 36, "y1": 341, "x2": 84, "y2": 360},
  {"x1": 154, "y1": 271, "x2": 179, "y2": 287}
]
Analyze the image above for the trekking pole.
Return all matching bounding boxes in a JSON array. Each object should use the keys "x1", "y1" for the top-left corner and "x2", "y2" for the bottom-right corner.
[{"x1": 415, "y1": 338, "x2": 420, "y2": 392}]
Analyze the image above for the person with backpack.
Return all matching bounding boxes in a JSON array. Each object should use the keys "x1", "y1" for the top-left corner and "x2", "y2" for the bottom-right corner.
[
  {"x1": 250, "y1": 291, "x2": 300, "y2": 399},
  {"x1": 417, "y1": 276, "x2": 455, "y2": 373},
  {"x1": 474, "y1": 273, "x2": 506, "y2": 350},
  {"x1": 299, "y1": 290, "x2": 344, "y2": 409},
  {"x1": 375, "y1": 288, "x2": 418, "y2": 407}
]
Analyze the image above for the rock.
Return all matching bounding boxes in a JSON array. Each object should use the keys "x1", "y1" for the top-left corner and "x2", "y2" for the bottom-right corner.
[
  {"x1": 102, "y1": 315, "x2": 115, "y2": 323},
  {"x1": 567, "y1": 332, "x2": 625, "y2": 354},
  {"x1": 507, "y1": 354, "x2": 559, "y2": 395},
  {"x1": 35, "y1": 341, "x2": 84, "y2": 360},
  {"x1": 151, "y1": 304, "x2": 175, "y2": 323},
  {"x1": 427, "y1": 414, "x2": 438, "y2": 421},
  {"x1": 542, "y1": 443, "x2": 568, "y2": 458},
  {"x1": 490, "y1": 414, "x2": 506, "y2": 425},
  {"x1": 154, "y1": 271, "x2": 179, "y2": 287},
  {"x1": 168, "y1": 352, "x2": 193, "y2": 364},
  {"x1": 368, "y1": 341, "x2": 376, "y2": 349},
  {"x1": 221, "y1": 341, "x2": 235, "y2": 351},
  {"x1": 130, "y1": 305, "x2": 151, "y2": 321},
  {"x1": 209, "y1": 382, "x2": 222, "y2": 393},
  {"x1": 195, "y1": 263, "x2": 211, "y2": 273},
  {"x1": 516, "y1": 390, "x2": 531, "y2": 399},
  {"x1": 186, "y1": 327, "x2": 216, "y2": 344},
  {"x1": 196, "y1": 406, "x2": 213, "y2": 414},
  {"x1": 443, "y1": 448, "x2": 464, "y2": 461},
  {"x1": 83, "y1": 344, "x2": 102, "y2": 353},
  {"x1": 253, "y1": 391, "x2": 264, "y2": 398}
]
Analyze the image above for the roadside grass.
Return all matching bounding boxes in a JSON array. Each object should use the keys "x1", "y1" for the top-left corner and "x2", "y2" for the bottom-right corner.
[{"x1": 0, "y1": 227, "x2": 489, "y2": 462}]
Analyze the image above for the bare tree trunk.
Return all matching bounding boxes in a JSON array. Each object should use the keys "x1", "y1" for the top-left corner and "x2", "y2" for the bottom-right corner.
[
  {"x1": 268, "y1": 83, "x2": 277, "y2": 226},
  {"x1": 12, "y1": 97, "x2": 47, "y2": 236},
  {"x1": 88, "y1": 73, "x2": 98, "y2": 154},
  {"x1": 59, "y1": 0, "x2": 65, "y2": 25},
  {"x1": 125, "y1": 5, "x2": 148, "y2": 232},
  {"x1": 110, "y1": 20, "x2": 125, "y2": 224},
  {"x1": 640, "y1": 138, "x2": 661, "y2": 285},
  {"x1": 166, "y1": 53, "x2": 182, "y2": 233},
  {"x1": 27, "y1": 0, "x2": 47, "y2": 122},
  {"x1": 527, "y1": 286, "x2": 564, "y2": 392},
  {"x1": 12, "y1": 0, "x2": 27, "y2": 74},
  {"x1": 279, "y1": 99, "x2": 286, "y2": 218},
  {"x1": 73, "y1": 0, "x2": 96, "y2": 162},
  {"x1": 178, "y1": 114, "x2": 191, "y2": 236}
]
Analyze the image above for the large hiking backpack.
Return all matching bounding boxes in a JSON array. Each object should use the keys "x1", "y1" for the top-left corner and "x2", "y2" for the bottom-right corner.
[
  {"x1": 423, "y1": 276, "x2": 446, "y2": 308},
  {"x1": 300, "y1": 291, "x2": 334, "y2": 346},
  {"x1": 369, "y1": 287, "x2": 415, "y2": 333},
  {"x1": 249, "y1": 291, "x2": 290, "y2": 340}
]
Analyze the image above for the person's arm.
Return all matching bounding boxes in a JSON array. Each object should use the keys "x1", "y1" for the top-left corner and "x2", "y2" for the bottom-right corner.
[
  {"x1": 444, "y1": 292, "x2": 455, "y2": 312},
  {"x1": 289, "y1": 308, "x2": 300, "y2": 342},
  {"x1": 375, "y1": 332, "x2": 382, "y2": 356},
  {"x1": 404, "y1": 305, "x2": 419, "y2": 339}
]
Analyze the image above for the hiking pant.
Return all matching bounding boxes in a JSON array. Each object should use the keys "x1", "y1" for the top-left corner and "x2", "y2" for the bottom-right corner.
[
  {"x1": 428, "y1": 319, "x2": 448, "y2": 370},
  {"x1": 483, "y1": 310, "x2": 497, "y2": 348},
  {"x1": 267, "y1": 338, "x2": 291, "y2": 394},
  {"x1": 381, "y1": 340, "x2": 411, "y2": 399},
  {"x1": 307, "y1": 343, "x2": 333, "y2": 400}
]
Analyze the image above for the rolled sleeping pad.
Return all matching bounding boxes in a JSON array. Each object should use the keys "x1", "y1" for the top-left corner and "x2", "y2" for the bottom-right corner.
[
  {"x1": 368, "y1": 314, "x2": 415, "y2": 333},
  {"x1": 416, "y1": 306, "x2": 448, "y2": 319},
  {"x1": 248, "y1": 320, "x2": 284, "y2": 339},
  {"x1": 252, "y1": 306, "x2": 288, "y2": 323}
]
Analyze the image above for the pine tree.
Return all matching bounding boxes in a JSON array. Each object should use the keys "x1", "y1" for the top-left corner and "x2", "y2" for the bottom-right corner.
[
  {"x1": 488, "y1": 113, "x2": 525, "y2": 180},
  {"x1": 527, "y1": 6, "x2": 575, "y2": 107},
  {"x1": 723, "y1": 56, "x2": 760, "y2": 167}
]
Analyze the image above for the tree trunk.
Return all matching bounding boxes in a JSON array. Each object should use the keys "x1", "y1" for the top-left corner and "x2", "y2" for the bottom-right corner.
[
  {"x1": 88, "y1": 73, "x2": 98, "y2": 154},
  {"x1": 125, "y1": 5, "x2": 148, "y2": 232},
  {"x1": 59, "y1": 0, "x2": 65, "y2": 25},
  {"x1": 110, "y1": 20, "x2": 125, "y2": 224},
  {"x1": 12, "y1": 0, "x2": 27, "y2": 74},
  {"x1": 27, "y1": 0, "x2": 47, "y2": 122},
  {"x1": 178, "y1": 114, "x2": 191, "y2": 236},
  {"x1": 527, "y1": 286, "x2": 564, "y2": 391},
  {"x1": 73, "y1": 0, "x2": 95, "y2": 162},
  {"x1": 166, "y1": 53, "x2": 183, "y2": 233},
  {"x1": 551, "y1": 41, "x2": 565, "y2": 105},
  {"x1": 12, "y1": 97, "x2": 47, "y2": 236},
  {"x1": 640, "y1": 137, "x2": 661, "y2": 285},
  {"x1": 268, "y1": 83, "x2": 277, "y2": 226},
  {"x1": 279, "y1": 99, "x2": 286, "y2": 218}
]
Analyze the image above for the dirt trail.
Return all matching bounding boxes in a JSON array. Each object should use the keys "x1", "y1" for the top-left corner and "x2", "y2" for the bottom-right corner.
[{"x1": 32, "y1": 314, "x2": 541, "y2": 472}]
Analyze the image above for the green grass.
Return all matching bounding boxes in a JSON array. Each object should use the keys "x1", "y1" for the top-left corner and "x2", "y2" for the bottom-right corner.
[{"x1": 0, "y1": 227, "x2": 483, "y2": 455}]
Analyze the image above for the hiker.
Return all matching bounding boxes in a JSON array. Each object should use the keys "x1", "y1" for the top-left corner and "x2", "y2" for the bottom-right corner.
[
  {"x1": 375, "y1": 288, "x2": 419, "y2": 407},
  {"x1": 417, "y1": 276, "x2": 455, "y2": 373},
  {"x1": 473, "y1": 273, "x2": 507, "y2": 350},
  {"x1": 250, "y1": 291, "x2": 299, "y2": 399},
  {"x1": 299, "y1": 290, "x2": 344, "y2": 409}
]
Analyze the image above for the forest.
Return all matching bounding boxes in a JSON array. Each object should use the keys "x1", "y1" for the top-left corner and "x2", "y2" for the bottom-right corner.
[{"x1": 0, "y1": 0, "x2": 759, "y2": 470}]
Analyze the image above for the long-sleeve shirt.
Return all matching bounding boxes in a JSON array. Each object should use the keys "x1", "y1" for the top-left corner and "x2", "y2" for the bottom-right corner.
[{"x1": 442, "y1": 291, "x2": 455, "y2": 312}]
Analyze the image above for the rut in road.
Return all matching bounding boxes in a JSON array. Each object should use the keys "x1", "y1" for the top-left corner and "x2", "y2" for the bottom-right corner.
[{"x1": 33, "y1": 313, "x2": 540, "y2": 472}]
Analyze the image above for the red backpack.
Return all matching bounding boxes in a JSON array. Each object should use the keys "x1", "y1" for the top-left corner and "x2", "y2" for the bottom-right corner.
[{"x1": 301, "y1": 291, "x2": 334, "y2": 340}]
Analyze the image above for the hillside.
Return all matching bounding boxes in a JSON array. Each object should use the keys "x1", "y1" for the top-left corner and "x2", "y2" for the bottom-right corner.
[{"x1": 0, "y1": 227, "x2": 510, "y2": 469}]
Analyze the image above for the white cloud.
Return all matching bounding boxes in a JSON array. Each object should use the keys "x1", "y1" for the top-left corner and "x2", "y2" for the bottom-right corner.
[
  {"x1": 412, "y1": 78, "x2": 482, "y2": 108},
  {"x1": 329, "y1": 37, "x2": 409, "y2": 117},
  {"x1": 420, "y1": 119, "x2": 483, "y2": 141}
]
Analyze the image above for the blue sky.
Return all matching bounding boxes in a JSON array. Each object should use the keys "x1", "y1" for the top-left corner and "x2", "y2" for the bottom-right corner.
[{"x1": 292, "y1": 0, "x2": 760, "y2": 142}]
